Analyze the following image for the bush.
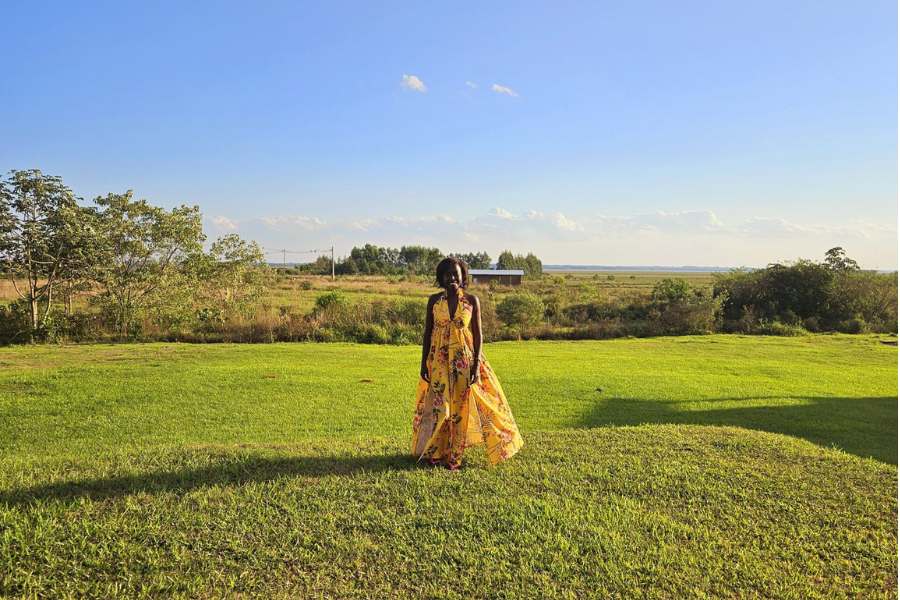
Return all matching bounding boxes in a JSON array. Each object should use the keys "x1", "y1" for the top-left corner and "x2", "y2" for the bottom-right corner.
[
  {"x1": 754, "y1": 321, "x2": 808, "y2": 336},
  {"x1": 314, "y1": 291, "x2": 349, "y2": 311},
  {"x1": 496, "y1": 293, "x2": 545, "y2": 328},
  {"x1": 0, "y1": 300, "x2": 36, "y2": 343},
  {"x1": 802, "y1": 316, "x2": 820, "y2": 332},
  {"x1": 652, "y1": 278, "x2": 691, "y2": 304},
  {"x1": 838, "y1": 317, "x2": 868, "y2": 334}
]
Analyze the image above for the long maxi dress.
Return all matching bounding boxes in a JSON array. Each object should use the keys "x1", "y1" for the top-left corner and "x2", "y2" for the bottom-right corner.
[{"x1": 411, "y1": 286, "x2": 524, "y2": 467}]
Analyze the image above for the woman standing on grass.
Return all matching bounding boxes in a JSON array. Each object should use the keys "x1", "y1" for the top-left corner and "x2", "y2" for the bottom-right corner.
[{"x1": 412, "y1": 257, "x2": 524, "y2": 470}]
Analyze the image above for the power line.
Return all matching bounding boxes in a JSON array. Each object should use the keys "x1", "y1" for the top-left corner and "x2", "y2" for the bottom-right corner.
[{"x1": 264, "y1": 246, "x2": 336, "y2": 280}]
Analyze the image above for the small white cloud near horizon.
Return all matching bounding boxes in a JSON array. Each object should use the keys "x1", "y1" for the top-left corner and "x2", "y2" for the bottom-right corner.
[
  {"x1": 489, "y1": 207, "x2": 515, "y2": 220},
  {"x1": 465, "y1": 81, "x2": 478, "y2": 89},
  {"x1": 259, "y1": 215, "x2": 326, "y2": 231},
  {"x1": 211, "y1": 215, "x2": 238, "y2": 230},
  {"x1": 401, "y1": 74, "x2": 427, "y2": 93},
  {"x1": 491, "y1": 83, "x2": 518, "y2": 97}
]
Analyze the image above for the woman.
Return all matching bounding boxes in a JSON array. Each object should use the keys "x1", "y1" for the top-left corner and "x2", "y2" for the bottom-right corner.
[{"x1": 411, "y1": 257, "x2": 524, "y2": 470}]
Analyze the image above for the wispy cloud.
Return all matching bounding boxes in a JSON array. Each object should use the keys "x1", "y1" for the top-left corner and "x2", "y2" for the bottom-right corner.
[
  {"x1": 259, "y1": 215, "x2": 326, "y2": 231},
  {"x1": 232, "y1": 209, "x2": 896, "y2": 269},
  {"x1": 210, "y1": 215, "x2": 238, "y2": 231},
  {"x1": 401, "y1": 74, "x2": 427, "y2": 93},
  {"x1": 465, "y1": 81, "x2": 478, "y2": 89},
  {"x1": 491, "y1": 83, "x2": 518, "y2": 97}
]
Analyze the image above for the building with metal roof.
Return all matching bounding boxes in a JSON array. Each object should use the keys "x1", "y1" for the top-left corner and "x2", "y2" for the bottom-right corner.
[{"x1": 469, "y1": 269, "x2": 525, "y2": 286}]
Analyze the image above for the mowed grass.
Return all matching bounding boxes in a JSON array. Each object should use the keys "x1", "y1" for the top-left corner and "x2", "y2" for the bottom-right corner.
[{"x1": 0, "y1": 335, "x2": 897, "y2": 598}]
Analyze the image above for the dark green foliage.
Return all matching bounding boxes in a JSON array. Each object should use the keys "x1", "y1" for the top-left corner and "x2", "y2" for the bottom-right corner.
[
  {"x1": 452, "y1": 251, "x2": 491, "y2": 269},
  {"x1": 713, "y1": 249, "x2": 897, "y2": 334},
  {"x1": 497, "y1": 250, "x2": 543, "y2": 277},
  {"x1": 333, "y1": 244, "x2": 496, "y2": 276},
  {"x1": 824, "y1": 246, "x2": 861, "y2": 272},
  {"x1": 496, "y1": 292, "x2": 545, "y2": 328}
]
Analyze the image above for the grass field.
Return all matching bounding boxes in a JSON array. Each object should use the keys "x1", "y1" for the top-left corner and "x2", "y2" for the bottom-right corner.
[
  {"x1": 0, "y1": 270, "x2": 718, "y2": 314},
  {"x1": 1, "y1": 334, "x2": 897, "y2": 597}
]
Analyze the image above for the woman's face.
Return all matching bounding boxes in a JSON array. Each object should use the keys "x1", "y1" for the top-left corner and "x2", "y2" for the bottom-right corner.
[{"x1": 442, "y1": 264, "x2": 463, "y2": 290}]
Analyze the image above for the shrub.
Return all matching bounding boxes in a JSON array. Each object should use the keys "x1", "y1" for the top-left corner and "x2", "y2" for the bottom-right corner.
[
  {"x1": 838, "y1": 317, "x2": 868, "y2": 334},
  {"x1": 755, "y1": 321, "x2": 807, "y2": 336},
  {"x1": 496, "y1": 293, "x2": 545, "y2": 328},
  {"x1": 314, "y1": 291, "x2": 349, "y2": 311},
  {"x1": 802, "y1": 316, "x2": 820, "y2": 332},
  {"x1": 0, "y1": 300, "x2": 35, "y2": 344}
]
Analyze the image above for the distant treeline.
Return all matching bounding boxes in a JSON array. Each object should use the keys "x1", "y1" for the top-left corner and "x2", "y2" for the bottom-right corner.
[
  {"x1": 297, "y1": 245, "x2": 543, "y2": 277},
  {"x1": 0, "y1": 169, "x2": 895, "y2": 345}
]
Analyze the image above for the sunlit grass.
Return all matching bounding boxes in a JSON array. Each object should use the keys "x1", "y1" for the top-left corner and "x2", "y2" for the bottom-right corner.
[{"x1": 0, "y1": 334, "x2": 896, "y2": 597}]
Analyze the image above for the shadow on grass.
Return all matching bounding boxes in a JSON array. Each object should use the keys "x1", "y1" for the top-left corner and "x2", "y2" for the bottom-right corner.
[
  {"x1": 0, "y1": 451, "x2": 420, "y2": 507},
  {"x1": 582, "y1": 395, "x2": 898, "y2": 464}
]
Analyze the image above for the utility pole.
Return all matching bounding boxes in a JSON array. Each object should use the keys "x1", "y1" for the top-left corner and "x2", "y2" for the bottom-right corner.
[
  {"x1": 282, "y1": 249, "x2": 287, "y2": 267},
  {"x1": 331, "y1": 245, "x2": 335, "y2": 280}
]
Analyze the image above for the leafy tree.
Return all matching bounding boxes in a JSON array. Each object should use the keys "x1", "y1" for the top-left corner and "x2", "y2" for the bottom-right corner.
[
  {"x1": 399, "y1": 245, "x2": 443, "y2": 275},
  {"x1": 824, "y1": 247, "x2": 860, "y2": 272},
  {"x1": 0, "y1": 169, "x2": 98, "y2": 334},
  {"x1": 195, "y1": 234, "x2": 269, "y2": 321},
  {"x1": 524, "y1": 252, "x2": 543, "y2": 277},
  {"x1": 497, "y1": 250, "x2": 543, "y2": 277},
  {"x1": 91, "y1": 191, "x2": 204, "y2": 337},
  {"x1": 453, "y1": 251, "x2": 491, "y2": 269},
  {"x1": 497, "y1": 250, "x2": 518, "y2": 270}
]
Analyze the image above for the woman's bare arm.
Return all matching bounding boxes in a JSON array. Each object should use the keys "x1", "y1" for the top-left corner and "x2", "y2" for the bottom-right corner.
[
  {"x1": 420, "y1": 295, "x2": 437, "y2": 381},
  {"x1": 469, "y1": 294, "x2": 482, "y2": 385}
]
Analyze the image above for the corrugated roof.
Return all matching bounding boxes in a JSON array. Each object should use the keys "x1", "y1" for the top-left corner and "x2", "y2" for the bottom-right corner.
[{"x1": 469, "y1": 269, "x2": 525, "y2": 275}]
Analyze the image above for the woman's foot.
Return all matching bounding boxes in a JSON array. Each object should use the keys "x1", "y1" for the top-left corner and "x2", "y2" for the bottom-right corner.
[{"x1": 428, "y1": 457, "x2": 441, "y2": 466}]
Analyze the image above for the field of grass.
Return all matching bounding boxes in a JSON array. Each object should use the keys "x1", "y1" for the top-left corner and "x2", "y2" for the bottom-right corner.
[
  {"x1": 0, "y1": 270, "x2": 717, "y2": 313},
  {"x1": 1, "y1": 334, "x2": 896, "y2": 597}
]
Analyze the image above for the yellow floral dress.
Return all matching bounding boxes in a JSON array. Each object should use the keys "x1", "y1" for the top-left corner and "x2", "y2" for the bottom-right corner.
[{"x1": 412, "y1": 286, "x2": 524, "y2": 467}]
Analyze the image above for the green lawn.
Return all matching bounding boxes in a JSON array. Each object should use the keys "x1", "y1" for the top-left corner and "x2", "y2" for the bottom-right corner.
[{"x1": 0, "y1": 335, "x2": 897, "y2": 598}]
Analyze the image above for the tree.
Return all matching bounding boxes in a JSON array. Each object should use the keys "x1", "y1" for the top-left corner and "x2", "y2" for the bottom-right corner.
[
  {"x1": 524, "y1": 252, "x2": 543, "y2": 277},
  {"x1": 91, "y1": 191, "x2": 204, "y2": 337},
  {"x1": 497, "y1": 250, "x2": 543, "y2": 277},
  {"x1": 497, "y1": 250, "x2": 518, "y2": 270},
  {"x1": 824, "y1": 247, "x2": 860, "y2": 272},
  {"x1": 0, "y1": 169, "x2": 98, "y2": 334},
  {"x1": 195, "y1": 234, "x2": 269, "y2": 321},
  {"x1": 399, "y1": 245, "x2": 443, "y2": 275},
  {"x1": 453, "y1": 252, "x2": 491, "y2": 269}
]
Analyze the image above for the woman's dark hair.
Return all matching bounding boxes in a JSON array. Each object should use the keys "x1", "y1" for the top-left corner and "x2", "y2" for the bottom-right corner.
[{"x1": 435, "y1": 256, "x2": 469, "y2": 289}]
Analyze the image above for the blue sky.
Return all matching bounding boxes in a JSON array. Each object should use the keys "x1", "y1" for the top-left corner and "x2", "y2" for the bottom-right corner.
[{"x1": 2, "y1": 1, "x2": 897, "y2": 267}]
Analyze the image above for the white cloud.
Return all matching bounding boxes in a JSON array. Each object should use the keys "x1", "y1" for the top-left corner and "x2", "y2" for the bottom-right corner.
[
  {"x1": 465, "y1": 81, "x2": 478, "y2": 89},
  {"x1": 489, "y1": 207, "x2": 515, "y2": 220},
  {"x1": 384, "y1": 215, "x2": 456, "y2": 226},
  {"x1": 259, "y1": 215, "x2": 326, "y2": 231},
  {"x1": 735, "y1": 217, "x2": 896, "y2": 239},
  {"x1": 491, "y1": 83, "x2": 518, "y2": 97},
  {"x1": 553, "y1": 213, "x2": 581, "y2": 231},
  {"x1": 211, "y1": 215, "x2": 238, "y2": 230},
  {"x1": 236, "y1": 209, "x2": 897, "y2": 270},
  {"x1": 401, "y1": 74, "x2": 427, "y2": 93}
]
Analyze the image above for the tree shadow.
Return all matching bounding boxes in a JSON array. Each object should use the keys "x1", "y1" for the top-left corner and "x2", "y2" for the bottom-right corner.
[
  {"x1": 581, "y1": 395, "x2": 898, "y2": 464},
  {"x1": 0, "y1": 451, "x2": 421, "y2": 507}
]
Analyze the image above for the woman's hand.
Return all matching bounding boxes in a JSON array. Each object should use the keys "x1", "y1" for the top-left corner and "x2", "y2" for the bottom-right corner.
[
  {"x1": 469, "y1": 360, "x2": 480, "y2": 386},
  {"x1": 420, "y1": 364, "x2": 430, "y2": 382}
]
